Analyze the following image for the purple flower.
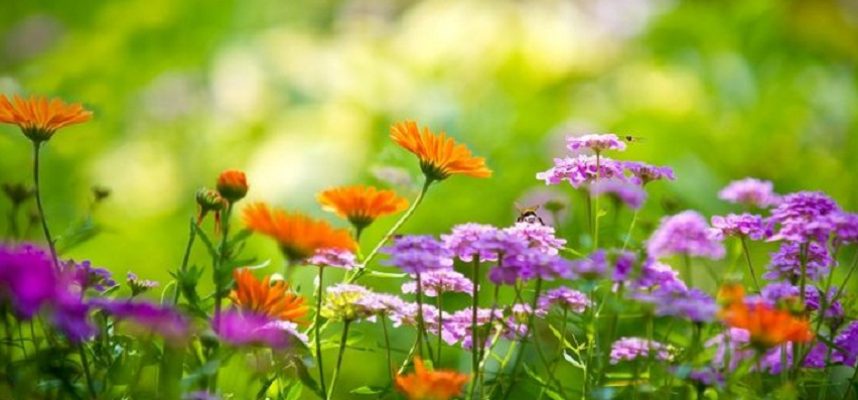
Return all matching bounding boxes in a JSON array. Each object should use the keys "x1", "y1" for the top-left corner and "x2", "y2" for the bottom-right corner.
[
  {"x1": 566, "y1": 134, "x2": 627, "y2": 153},
  {"x1": 51, "y1": 281, "x2": 96, "y2": 342},
  {"x1": 686, "y1": 367, "x2": 724, "y2": 388},
  {"x1": 94, "y1": 299, "x2": 191, "y2": 344},
  {"x1": 613, "y1": 251, "x2": 637, "y2": 282},
  {"x1": 440, "y1": 308, "x2": 503, "y2": 349},
  {"x1": 630, "y1": 259, "x2": 687, "y2": 293},
  {"x1": 632, "y1": 287, "x2": 717, "y2": 322},
  {"x1": 762, "y1": 242, "x2": 831, "y2": 282},
  {"x1": 769, "y1": 191, "x2": 840, "y2": 242},
  {"x1": 647, "y1": 211, "x2": 725, "y2": 260},
  {"x1": 65, "y1": 259, "x2": 115, "y2": 292},
  {"x1": 0, "y1": 243, "x2": 57, "y2": 318},
  {"x1": 184, "y1": 391, "x2": 221, "y2": 400},
  {"x1": 706, "y1": 328, "x2": 753, "y2": 371},
  {"x1": 381, "y1": 235, "x2": 453, "y2": 274},
  {"x1": 710, "y1": 213, "x2": 771, "y2": 241},
  {"x1": 503, "y1": 223, "x2": 566, "y2": 255},
  {"x1": 441, "y1": 223, "x2": 509, "y2": 262},
  {"x1": 609, "y1": 337, "x2": 673, "y2": 364},
  {"x1": 307, "y1": 248, "x2": 357, "y2": 270},
  {"x1": 536, "y1": 155, "x2": 626, "y2": 188},
  {"x1": 622, "y1": 161, "x2": 675, "y2": 186},
  {"x1": 356, "y1": 292, "x2": 409, "y2": 318},
  {"x1": 590, "y1": 179, "x2": 646, "y2": 209},
  {"x1": 491, "y1": 249, "x2": 572, "y2": 284},
  {"x1": 501, "y1": 304, "x2": 535, "y2": 339},
  {"x1": 829, "y1": 212, "x2": 858, "y2": 245},
  {"x1": 402, "y1": 269, "x2": 475, "y2": 297},
  {"x1": 570, "y1": 250, "x2": 609, "y2": 280},
  {"x1": 718, "y1": 178, "x2": 780, "y2": 208},
  {"x1": 756, "y1": 283, "x2": 842, "y2": 319},
  {"x1": 833, "y1": 321, "x2": 858, "y2": 366},
  {"x1": 214, "y1": 310, "x2": 299, "y2": 349},
  {"x1": 537, "y1": 287, "x2": 590, "y2": 314},
  {"x1": 127, "y1": 272, "x2": 159, "y2": 296}
]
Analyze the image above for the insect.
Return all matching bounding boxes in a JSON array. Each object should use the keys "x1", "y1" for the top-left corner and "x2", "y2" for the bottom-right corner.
[
  {"x1": 621, "y1": 135, "x2": 646, "y2": 143},
  {"x1": 515, "y1": 203, "x2": 545, "y2": 225}
]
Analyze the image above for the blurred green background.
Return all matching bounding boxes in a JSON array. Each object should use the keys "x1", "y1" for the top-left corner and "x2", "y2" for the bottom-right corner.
[{"x1": 2, "y1": 0, "x2": 858, "y2": 397}]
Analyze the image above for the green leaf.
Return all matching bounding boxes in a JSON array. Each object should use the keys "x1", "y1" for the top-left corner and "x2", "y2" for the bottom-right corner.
[
  {"x1": 366, "y1": 270, "x2": 408, "y2": 279},
  {"x1": 350, "y1": 385, "x2": 385, "y2": 395},
  {"x1": 283, "y1": 381, "x2": 302, "y2": 400},
  {"x1": 192, "y1": 223, "x2": 219, "y2": 260},
  {"x1": 562, "y1": 351, "x2": 585, "y2": 370}
]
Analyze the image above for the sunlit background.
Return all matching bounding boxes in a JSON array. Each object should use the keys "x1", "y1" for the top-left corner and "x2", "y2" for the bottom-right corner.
[{"x1": 2, "y1": 0, "x2": 858, "y2": 397}]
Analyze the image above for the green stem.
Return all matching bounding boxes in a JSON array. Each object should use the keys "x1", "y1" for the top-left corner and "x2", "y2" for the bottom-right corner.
[
  {"x1": 622, "y1": 211, "x2": 638, "y2": 251},
  {"x1": 833, "y1": 250, "x2": 858, "y2": 303},
  {"x1": 315, "y1": 266, "x2": 328, "y2": 397},
  {"x1": 381, "y1": 315, "x2": 393, "y2": 384},
  {"x1": 683, "y1": 252, "x2": 693, "y2": 288},
  {"x1": 593, "y1": 153, "x2": 601, "y2": 250},
  {"x1": 327, "y1": 321, "x2": 351, "y2": 399},
  {"x1": 78, "y1": 344, "x2": 97, "y2": 398},
  {"x1": 415, "y1": 274, "x2": 426, "y2": 360},
  {"x1": 173, "y1": 218, "x2": 199, "y2": 305},
  {"x1": 503, "y1": 278, "x2": 548, "y2": 400},
  {"x1": 436, "y1": 293, "x2": 443, "y2": 366},
  {"x1": 32, "y1": 142, "x2": 59, "y2": 269},
  {"x1": 739, "y1": 236, "x2": 760, "y2": 292},
  {"x1": 471, "y1": 258, "x2": 480, "y2": 388},
  {"x1": 213, "y1": 203, "x2": 234, "y2": 324}
]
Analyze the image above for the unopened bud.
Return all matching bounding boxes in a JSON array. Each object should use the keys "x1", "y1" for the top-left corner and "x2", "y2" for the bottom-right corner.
[{"x1": 216, "y1": 170, "x2": 248, "y2": 203}]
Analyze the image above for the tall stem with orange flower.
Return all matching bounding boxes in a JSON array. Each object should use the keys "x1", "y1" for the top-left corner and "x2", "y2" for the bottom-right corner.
[{"x1": 31, "y1": 142, "x2": 59, "y2": 269}]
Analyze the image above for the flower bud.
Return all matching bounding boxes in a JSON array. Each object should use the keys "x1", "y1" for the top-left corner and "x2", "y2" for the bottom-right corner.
[
  {"x1": 196, "y1": 188, "x2": 227, "y2": 229},
  {"x1": 216, "y1": 170, "x2": 248, "y2": 203}
]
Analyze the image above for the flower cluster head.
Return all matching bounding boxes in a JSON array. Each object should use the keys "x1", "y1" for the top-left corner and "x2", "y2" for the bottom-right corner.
[
  {"x1": 490, "y1": 248, "x2": 571, "y2": 284},
  {"x1": 613, "y1": 250, "x2": 637, "y2": 282},
  {"x1": 402, "y1": 269, "x2": 475, "y2": 297},
  {"x1": 243, "y1": 202, "x2": 357, "y2": 262},
  {"x1": 390, "y1": 120, "x2": 491, "y2": 181},
  {"x1": 0, "y1": 243, "x2": 58, "y2": 318},
  {"x1": 537, "y1": 287, "x2": 590, "y2": 314},
  {"x1": 395, "y1": 357, "x2": 469, "y2": 400},
  {"x1": 710, "y1": 213, "x2": 771, "y2": 241},
  {"x1": 441, "y1": 223, "x2": 509, "y2": 262},
  {"x1": 632, "y1": 287, "x2": 717, "y2": 322},
  {"x1": 569, "y1": 250, "x2": 609, "y2": 280},
  {"x1": 0, "y1": 94, "x2": 92, "y2": 142},
  {"x1": 390, "y1": 302, "x2": 441, "y2": 329},
  {"x1": 216, "y1": 169, "x2": 248, "y2": 203},
  {"x1": 229, "y1": 269, "x2": 307, "y2": 323},
  {"x1": 126, "y1": 272, "x2": 158, "y2": 296},
  {"x1": 763, "y1": 241, "x2": 831, "y2": 282},
  {"x1": 65, "y1": 259, "x2": 115, "y2": 292},
  {"x1": 622, "y1": 161, "x2": 675, "y2": 186},
  {"x1": 829, "y1": 212, "x2": 858, "y2": 245},
  {"x1": 321, "y1": 283, "x2": 377, "y2": 322},
  {"x1": 195, "y1": 188, "x2": 227, "y2": 230},
  {"x1": 504, "y1": 222, "x2": 565, "y2": 254},
  {"x1": 566, "y1": 133, "x2": 627, "y2": 153},
  {"x1": 440, "y1": 308, "x2": 503, "y2": 349},
  {"x1": 382, "y1": 235, "x2": 453, "y2": 274},
  {"x1": 630, "y1": 259, "x2": 687, "y2": 293},
  {"x1": 590, "y1": 179, "x2": 646, "y2": 209},
  {"x1": 536, "y1": 155, "x2": 625, "y2": 188},
  {"x1": 718, "y1": 178, "x2": 780, "y2": 208},
  {"x1": 647, "y1": 210, "x2": 725, "y2": 260},
  {"x1": 769, "y1": 191, "x2": 840, "y2": 242},
  {"x1": 719, "y1": 285, "x2": 813, "y2": 349},
  {"x1": 609, "y1": 337, "x2": 674, "y2": 364},
  {"x1": 317, "y1": 185, "x2": 408, "y2": 231},
  {"x1": 354, "y1": 292, "x2": 410, "y2": 318},
  {"x1": 214, "y1": 309, "x2": 303, "y2": 349},
  {"x1": 94, "y1": 299, "x2": 191, "y2": 344},
  {"x1": 307, "y1": 248, "x2": 358, "y2": 270},
  {"x1": 759, "y1": 282, "x2": 844, "y2": 320}
]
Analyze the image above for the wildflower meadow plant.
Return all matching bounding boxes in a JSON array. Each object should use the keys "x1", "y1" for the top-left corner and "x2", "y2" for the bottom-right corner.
[{"x1": 1, "y1": 96, "x2": 858, "y2": 400}]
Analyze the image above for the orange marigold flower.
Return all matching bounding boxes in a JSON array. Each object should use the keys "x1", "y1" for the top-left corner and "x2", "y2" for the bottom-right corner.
[
  {"x1": 243, "y1": 202, "x2": 357, "y2": 262},
  {"x1": 395, "y1": 357, "x2": 469, "y2": 400},
  {"x1": 229, "y1": 268, "x2": 308, "y2": 323},
  {"x1": 217, "y1": 169, "x2": 248, "y2": 203},
  {"x1": 716, "y1": 282, "x2": 745, "y2": 306},
  {"x1": 317, "y1": 185, "x2": 408, "y2": 230},
  {"x1": 390, "y1": 120, "x2": 491, "y2": 181},
  {"x1": 0, "y1": 94, "x2": 92, "y2": 143},
  {"x1": 721, "y1": 300, "x2": 813, "y2": 349}
]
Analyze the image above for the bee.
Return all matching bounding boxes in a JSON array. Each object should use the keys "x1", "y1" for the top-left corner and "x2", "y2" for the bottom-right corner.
[
  {"x1": 515, "y1": 203, "x2": 545, "y2": 225},
  {"x1": 621, "y1": 135, "x2": 646, "y2": 143}
]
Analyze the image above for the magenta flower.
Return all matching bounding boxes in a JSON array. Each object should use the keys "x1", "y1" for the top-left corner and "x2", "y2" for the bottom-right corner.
[
  {"x1": 94, "y1": 299, "x2": 191, "y2": 344},
  {"x1": 631, "y1": 287, "x2": 717, "y2": 322},
  {"x1": 214, "y1": 310, "x2": 299, "y2": 349},
  {"x1": 566, "y1": 134, "x2": 627, "y2": 153},
  {"x1": 537, "y1": 287, "x2": 590, "y2": 314},
  {"x1": 381, "y1": 235, "x2": 453, "y2": 274},
  {"x1": 307, "y1": 248, "x2": 358, "y2": 270},
  {"x1": 710, "y1": 213, "x2": 771, "y2": 240},
  {"x1": 590, "y1": 179, "x2": 647, "y2": 209},
  {"x1": 609, "y1": 337, "x2": 673, "y2": 364},
  {"x1": 622, "y1": 161, "x2": 675, "y2": 186},
  {"x1": 829, "y1": 212, "x2": 858, "y2": 245},
  {"x1": 491, "y1": 248, "x2": 572, "y2": 284},
  {"x1": 647, "y1": 211, "x2": 725, "y2": 260},
  {"x1": 718, "y1": 178, "x2": 781, "y2": 208},
  {"x1": 402, "y1": 269, "x2": 475, "y2": 297},
  {"x1": 65, "y1": 259, "x2": 115, "y2": 292},
  {"x1": 0, "y1": 243, "x2": 57, "y2": 318},
  {"x1": 769, "y1": 191, "x2": 840, "y2": 242},
  {"x1": 537, "y1": 155, "x2": 626, "y2": 188},
  {"x1": 441, "y1": 223, "x2": 509, "y2": 262}
]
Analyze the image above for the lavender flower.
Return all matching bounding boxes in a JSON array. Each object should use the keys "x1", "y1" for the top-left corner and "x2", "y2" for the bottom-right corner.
[
  {"x1": 184, "y1": 391, "x2": 221, "y2": 400},
  {"x1": 622, "y1": 161, "x2": 675, "y2": 186},
  {"x1": 706, "y1": 328, "x2": 753, "y2": 371},
  {"x1": 609, "y1": 337, "x2": 673, "y2": 364},
  {"x1": 537, "y1": 287, "x2": 590, "y2": 314},
  {"x1": 536, "y1": 155, "x2": 626, "y2": 188},
  {"x1": 631, "y1": 259, "x2": 687, "y2": 293},
  {"x1": 402, "y1": 269, "x2": 475, "y2": 297},
  {"x1": 0, "y1": 243, "x2": 57, "y2": 318},
  {"x1": 686, "y1": 367, "x2": 724, "y2": 388},
  {"x1": 94, "y1": 299, "x2": 190, "y2": 343},
  {"x1": 389, "y1": 302, "x2": 440, "y2": 329},
  {"x1": 441, "y1": 308, "x2": 503, "y2": 349},
  {"x1": 710, "y1": 213, "x2": 771, "y2": 241},
  {"x1": 504, "y1": 222, "x2": 566, "y2": 255},
  {"x1": 829, "y1": 212, "x2": 858, "y2": 245},
  {"x1": 762, "y1": 242, "x2": 831, "y2": 282},
  {"x1": 355, "y1": 292, "x2": 409, "y2": 318},
  {"x1": 718, "y1": 178, "x2": 780, "y2": 208},
  {"x1": 65, "y1": 260, "x2": 115, "y2": 292},
  {"x1": 590, "y1": 179, "x2": 647, "y2": 209},
  {"x1": 127, "y1": 272, "x2": 159, "y2": 296},
  {"x1": 214, "y1": 310, "x2": 297, "y2": 349},
  {"x1": 566, "y1": 134, "x2": 627, "y2": 153},
  {"x1": 382, "y1": 235, "x2": 453, "y2": 274},
  {"x1": 833, "y1": 321, "x2": 858, "y2": 366},
  {"x1": 441, "y1": 223, "x2": 507, "y2": 262},
  {"x1": 647, "y1": 211, "x2": 725, "y2": 260},
  {"x1": 613, "y1": 251, "x2": 637, "y2": 282},
  {"x1": 769, "y1": 191, "x2": 840, "y2": 242},
  {"x1": 570, "y1": 250, "x2": 609, "y2": 280},
  {"x1": 307, "y1": 248, "x2": 358, "y2": 270},
  {"x1": 632, "y1": 287, "x2": 717, "y2": 322},
  {"x1": 491, "y1": 249, "x2": 572, "y2": 284}
]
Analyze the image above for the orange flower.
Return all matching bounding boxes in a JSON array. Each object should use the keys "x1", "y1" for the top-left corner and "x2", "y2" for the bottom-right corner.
[
  {"x1": 0, "y1": 94, "x2": 92, "y2": 142},
  {"x1": 317, "y1": 185, "x2": 408, "y2": 230},
  {"x1": 395, "y1": 357, "x2": 469, "y2": 400},
  {"x1": 217, "y1": 170, "x2": 248, "y2": 203},
  {"x1": 390, "y1": 121, "x2": 491, "y2": 181},
  {"x1": 721, "y1": 298, "x2": 813, "y2": 349},
  {"x1": 717, "y1": 282, "x2": 745, "y2": 306},
  {"x1": 229, "y1": 268, "x2": 308, "y2": 323},
  {"x1": 243, "y1": 202, "x2": 357, "y2": 262}
]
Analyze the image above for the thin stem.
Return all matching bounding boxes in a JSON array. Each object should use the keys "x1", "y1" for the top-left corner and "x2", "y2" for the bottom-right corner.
[
  {"x1": 622, "y1": 211, "x2": 638, "y2": 251},
  {"x1": 78, "y1": 344, "x2": 97, "y2": 398},
  {"x1": 213, "y1": 203, "x2": 234, "y2": 325},
  {"x1": 32, "y1": 142, "x2": 60, "y2": 269},
  {"x1": 415, "y1": 274, "x2": 426, "y2": 359},
  {"x1": 173, "y1": 218, "x2": 199, "y2": 305},
  {"x1": 683, "y1": 253, "x2": 693, "y2": 288},
  {"x1": 315, "y1": 266, "x2": 328, "y2": 397},
  {"x1": 327, "y1": 321, "x2": 351, "y2": 400},
  {"x1": 471, "y1": 257, "x2": 480, "y2": 384},
  {"x1": 381, "y1": 314, "x2": 393, "y2": 383},
  {"x1": 593, "y1": 153, "x2": 601, "y2": 250},
  {"x1": 833, "y1": 250, "x2": 858, "y2": 303},
  {"x1": 739, "y1": 236, "x2": 760, "y2": 292},
  {"x1": 436, "y1": 294, "x2": 443, "y2": 366},
  {"x1": 503, "y1": 278, "x2": 549, "y2": 400}
]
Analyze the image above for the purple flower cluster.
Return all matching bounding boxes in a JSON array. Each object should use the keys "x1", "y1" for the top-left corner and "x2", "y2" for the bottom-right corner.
[
  {"x1": 609, "y1": 337, "x2": 673, "y2": 364},
  {"x1": 381, "y1": 235, "x2": 453, "y2": 274},
  {"x1": 490, "y1": 248, "x2": 572, "y2": 284},
  {"x1": 356, "y1": 292, "x2": 410, "y2": 318},
  {"x1": 710, "y1": 213, "x2": 771, "y2": 241},
  {"x1": 630, "y1": 259, "x2": 687, "y2": 293},
  {"x1": 829, "y1": 212, "x2": 858, "y2": 245},
  {"x1": 769, "y1": 191, "x2": 840, "y2": 242},
  {"x1": 127, "y1": 272, "x2": 158, "y2": 296},
  {"x1": 214, "y1": 310, "x2": 301, "y2": 349},
  {"x1": 759, "y1": 283, "x2": 843, "y2": 320},
  {"x1": 0, "y1": 243, "x2": 57, "y2": 318},
  {"x1": 307, "y1": 248, "x2": 358, "y2": 270},
  {"x1": 622, "y1": 161, "x2": 676, "y2": 186},
  {"x1": 706, "y1": 328, "x2": 754, "y2": 371},
  {"x1": 536, "y1": 155, "x2": 626, "y2": 188},
  {"x1": 569, "y1": 250, "x2": 609, "y2": 280},
  {"x1": 718, "y1": 178, "x2": 780, "y2": 208},
  {"x1": 762, "y1": 242, "x2": 832, "y2": 282},
  {"x1": 537, "y1": 287, "x2": 590, "y2": 314},
  {"x1": 631, "y1": 287, "x2": 717, "y2": 322},
  {"x1": 93, "y1": 299, "x2": 190, "y2": 343},
  {"x1": 401, "y1": 269, "x2": 475, "y2": 297},
  {"x1": 647, "y1": 211, "x2": 725, "y2": 260},
  {"x1": 66, "y1": 259, "x2": 115, "y2": 292},
  {"x1": 504, "y1": 223, "x2": 566, "y2": 255},
  {"x1": 441, "y1": 223, "x2": 514, "y2": 262},
  {"x1": 440, "y1": 308, "x2": 503, "y2": 349},
  {"x1": 590, "y1": 179, "x2": 647, "y2": 209},
  {"x1": 613, "y1": 251, "x2": 637, "y2": 282},
  {"x1": 566, "y1": 134, "x2": 627, "y2": 153}
]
